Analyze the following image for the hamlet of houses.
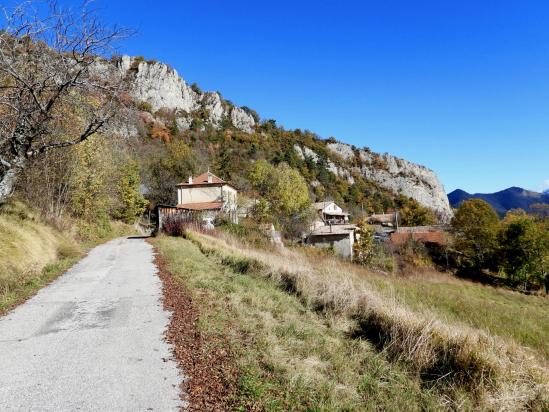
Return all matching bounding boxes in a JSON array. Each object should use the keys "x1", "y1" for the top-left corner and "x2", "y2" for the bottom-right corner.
[{"x1": 157, "y1": 172, "x2": 446, "y2": 260}]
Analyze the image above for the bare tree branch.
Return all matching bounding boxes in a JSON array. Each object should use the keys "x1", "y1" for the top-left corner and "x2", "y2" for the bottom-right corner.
[{"x1": 0, "y1": 0, "x2": 133, "y2": 199}]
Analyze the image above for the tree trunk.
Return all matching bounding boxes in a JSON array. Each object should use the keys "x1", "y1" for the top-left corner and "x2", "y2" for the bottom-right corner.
[{"x1": 0, "y1": 166, "x2": 21, "y2": 201}]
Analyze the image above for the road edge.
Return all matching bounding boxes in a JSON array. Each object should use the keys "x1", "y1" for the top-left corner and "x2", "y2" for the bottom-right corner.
[{"x1": 150, "y1": 240, "x2": 238, "y2": 411}]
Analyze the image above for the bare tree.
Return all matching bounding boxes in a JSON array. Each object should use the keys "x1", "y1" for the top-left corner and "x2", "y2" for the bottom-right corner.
[{"x1": 0, "y1": 1, "x2": 131, "y2": 200}]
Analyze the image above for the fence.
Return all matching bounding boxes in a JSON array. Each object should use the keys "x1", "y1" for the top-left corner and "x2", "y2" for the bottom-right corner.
[{"x1": 156, "y1": 205, "x2": 215, "y2": 235}]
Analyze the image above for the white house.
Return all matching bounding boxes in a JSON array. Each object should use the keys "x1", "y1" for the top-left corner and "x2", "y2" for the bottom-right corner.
[
  {"x1": 314, "y1": 201, "x2": 350, "y2": 225},
  {"x1": 307, "y1": 201, "x2": 356, "y2": 260},
  {"x1": 176, "y1": 171, "x2": 238, "y2": 223}
]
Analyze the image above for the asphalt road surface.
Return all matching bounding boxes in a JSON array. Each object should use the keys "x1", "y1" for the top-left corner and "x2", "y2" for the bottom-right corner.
[{"x1": 0, "y1": 238, "x2": 183, "y2": 411}]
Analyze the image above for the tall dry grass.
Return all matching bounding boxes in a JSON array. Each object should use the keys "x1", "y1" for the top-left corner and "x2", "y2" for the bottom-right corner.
[
  {"x1": 0, "y1": 201, "x2": 80, "y2": 296},
  {"x1": 191, "y1": 231, "x2": 549, "y2": 410}
]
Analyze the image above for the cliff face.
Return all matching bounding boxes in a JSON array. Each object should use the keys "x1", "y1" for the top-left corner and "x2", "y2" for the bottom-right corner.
[
  {"x1": 115, "y1": 55, "x2": 452, "y2": 221},
  {"x1": 118, "y1": 56, "x2": 256, "y2": 133},
  {"x1": 354, "y1": 148, "x2": 453, "y2": 222},
  {"x1": 294, "y1": 142, "x2": 453, "y2": 221}
]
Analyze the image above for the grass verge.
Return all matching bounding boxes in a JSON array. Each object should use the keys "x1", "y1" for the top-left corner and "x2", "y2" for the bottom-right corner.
[
  {"x1": 0, "y1": 200, "x2": 135, "y2": 315},
  {"x1": 153, "y1": 235, "x2": 453, "y2": 411},
  {"x1": 184, "y1": 231, "x2": 549, "y2": 410}
]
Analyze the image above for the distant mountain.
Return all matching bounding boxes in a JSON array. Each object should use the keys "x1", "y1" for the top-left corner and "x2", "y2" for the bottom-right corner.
[{"x1": 448, "y1": 187, "x2": 549, "y2": 216}]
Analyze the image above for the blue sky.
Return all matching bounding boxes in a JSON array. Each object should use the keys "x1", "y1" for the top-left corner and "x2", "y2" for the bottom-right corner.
[{"x1": 52, "y1": 1, "x2": 549, "y2": 193}]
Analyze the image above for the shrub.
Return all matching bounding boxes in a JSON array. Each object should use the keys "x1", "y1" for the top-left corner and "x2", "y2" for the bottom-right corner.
[
  {"x1": 137, "y1": 101, "x2": 152, "y2": 112},
  {"x1": 190, "y1": 82, "x2": 202, "y2": 94},
  {"x1": 353, "y1": 219, "x2": 375, "y2": 265}
]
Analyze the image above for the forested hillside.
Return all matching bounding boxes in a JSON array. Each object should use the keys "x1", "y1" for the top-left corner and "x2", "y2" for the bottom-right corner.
[{"x1": 112, "y1": 56, "x2": 454, "y2": 223}]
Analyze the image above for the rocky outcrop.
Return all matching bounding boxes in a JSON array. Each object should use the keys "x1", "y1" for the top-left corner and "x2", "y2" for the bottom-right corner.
[
  {"x1": 114, "y1": 56, "x2": 451, "y2": 221},
  {"x1": 118, "y1": 55, "x2": 256, "y2": 133},
  {"x1": 295, "y1": 142, "x2": 453, "y2": 222}
]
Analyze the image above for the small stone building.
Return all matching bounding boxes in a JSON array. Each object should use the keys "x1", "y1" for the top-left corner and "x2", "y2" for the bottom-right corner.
[
  {"x1": 306, "y1": 224, "x2": 357, "y2": 260},
  {"x1": 307, "y1": 201, "x2": 356, "y2": 260}
]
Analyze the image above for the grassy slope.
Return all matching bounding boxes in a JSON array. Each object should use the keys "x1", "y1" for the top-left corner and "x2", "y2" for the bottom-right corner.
[
  {"x1": 369, "y1": 275, "x2": 549, "y2": 361},
  {"x1": 153, "y1": 236, "x2": 442, "y2": 411},
  {"x1": 0, "y1": 201, "x2": 135, "y2": 314},
  {"x1": 155, "y1": 232, "x2": 549, "y2": 410}
]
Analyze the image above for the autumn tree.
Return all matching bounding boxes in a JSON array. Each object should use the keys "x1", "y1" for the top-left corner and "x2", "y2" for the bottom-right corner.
[
  {"x1": 497, "y1": 210, "x2": 549, "y2": 290},
  {"x1": 353, "y1": 219, "x2": 375, "y2": 265},
  {"x1": 249, "y1": 160, "x2": 312, "y2": 235},
  {"x1": 143, "y1": 140, "x2": 196, "y2": 205},
  {"x1": 397, "y1": 197, "x2": 437, "y2": 226},
  {"x1": 0, "y1": 1, "x2": 130, "y2": 200},
  {"x1": 113, "y1": 160, "x2": 148, "y2": 224},
  {"x1": 451, "y1": 199, "x2": 500, "y2": 272},
  {"x1": 250, "y1": 160, "x2": 311, "y2": 216}
]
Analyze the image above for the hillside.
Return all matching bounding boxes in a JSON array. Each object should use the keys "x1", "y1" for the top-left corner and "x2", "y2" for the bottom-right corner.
[
  {"x1": 104, "y1": 56, "x2": 453, "y2": 222},
  {"x1": 448, "y1": 186, "x2": 549, "y2": 216},
  {"x1": 152, "y1": 231, "x2": 549, "y2": 410}
]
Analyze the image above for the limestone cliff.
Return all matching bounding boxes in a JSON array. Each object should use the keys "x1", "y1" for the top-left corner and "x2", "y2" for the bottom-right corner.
[
  {"x1": 295, "y1": 142, "x2": 453, "y2": 222},
  {"x1": 113, "y1": 55, "x2": 452, "y2": 221},
  {"x1": 118, "y1": 55, "x2": 256, "y2": 133}
]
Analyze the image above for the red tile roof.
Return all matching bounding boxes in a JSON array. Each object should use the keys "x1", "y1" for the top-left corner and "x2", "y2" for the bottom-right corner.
[
  {"x1": 176, "y1": 201, "x2": 223, "y2": 211},
  {"x1": 177, "y1": 172, "x2": 226, "y2": 186}
]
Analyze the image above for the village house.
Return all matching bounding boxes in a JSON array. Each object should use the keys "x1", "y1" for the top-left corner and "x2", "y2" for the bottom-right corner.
[
  {"x1": 156, "y1": 171, "x2": 238, "y2": 232},
  {"x1": 307, "y1": 201, "x2": 357, "y2": 260},
  {"x1": 176, "y1": 171, "x2": 238, "y2": 223},
  {"x1": 314, "y1": 201, "x2": 350, "y2": 225}
]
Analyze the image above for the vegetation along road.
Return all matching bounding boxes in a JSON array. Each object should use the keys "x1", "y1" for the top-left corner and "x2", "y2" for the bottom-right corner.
[{"x1": 0, "y1": 238, "x2": 182, "y2": 411}]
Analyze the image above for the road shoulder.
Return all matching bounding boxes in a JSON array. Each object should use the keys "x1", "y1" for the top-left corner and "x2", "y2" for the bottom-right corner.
[{"x1": 151, "y1": 240, "x2": 238, "y2": 411}]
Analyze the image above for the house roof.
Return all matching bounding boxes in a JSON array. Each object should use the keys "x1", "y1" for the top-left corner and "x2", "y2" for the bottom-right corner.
[
  {"x1": 309, "y1": 224, "x2": 357, "y2": 236},
  {"x1": 390, "y1": 231, "x2": 446, "y2": 246},
  {"x1": 314, "y1": 201, "x2": 335, "y2": 210},
  {"x1": 176, "y1": 201, "x2": 223, "y2": 211},
  {"x1": 313, "y1": 201, "x2": 349, "y2": 216},
  {"x1": 367, "y1": 212, "x2": 397, "y2": 224},
  {"x1": 176, "y1": 172, "x2": 235, "y2": 188}
]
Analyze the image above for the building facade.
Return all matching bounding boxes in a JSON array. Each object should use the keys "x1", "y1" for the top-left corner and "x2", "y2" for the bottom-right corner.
[{"x1": 176, "y1": 172, "x2": 238, "y2": 223}]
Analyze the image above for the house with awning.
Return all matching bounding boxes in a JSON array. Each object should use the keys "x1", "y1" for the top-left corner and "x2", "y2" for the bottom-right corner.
[
  {"x1": 175, "y1": 171, "x2": 238, "y2": 223},
  {"x1": 307, "y1": 201, "x2": 357, "y2": 260},
  {"x1": 313, "y1": 201, "x2": 350, "y2": 225}
]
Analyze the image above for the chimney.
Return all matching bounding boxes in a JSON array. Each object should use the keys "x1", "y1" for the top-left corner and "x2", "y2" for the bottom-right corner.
[
  {"x1": 188, "y1": 176, "x2": 193, "y2": 184},
  {"x1": 207, "y1": 172, "x2": 213, "y2": 183}
]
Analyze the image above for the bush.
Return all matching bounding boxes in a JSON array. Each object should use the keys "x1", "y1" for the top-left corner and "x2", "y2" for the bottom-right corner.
[
  {"x1": 353, "y1": 219, "x2": 375, "y2": 265},
  {"x1": 137, "y1": 101, "x2": 152, "y2": 112},
  {"x1": 162, "y1": 215, "x2": 188, "y2": 237}
]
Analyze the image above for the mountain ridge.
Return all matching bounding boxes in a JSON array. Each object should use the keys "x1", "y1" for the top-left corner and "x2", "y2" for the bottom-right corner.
[
  {"x1": 448, "y1": 186, "x2": 549, "y2": 215},
  {"x1": 102, "y1": 55, "x2": 454, "y2": 221}
]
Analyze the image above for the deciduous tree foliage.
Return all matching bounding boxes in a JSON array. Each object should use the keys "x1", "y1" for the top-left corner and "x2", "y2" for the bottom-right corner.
[
  {"x1": 498, "y1": 210, "x2": 549, "y2": 290},
  {"x1": 249, "y1": 160, "x2": 311, "y2": 218},
  {"x1": 113, "y1": 160, "x2": 148, "y2": 224},
  {"x1": 451, "y1": 199, "x2": 500, "y2": 271},
  {"x1": 0, "y1": 1, "x2": 129, "y2": 199},
  {"x1": 353, "y1": 219, "x2": 375, "y2": 265}
]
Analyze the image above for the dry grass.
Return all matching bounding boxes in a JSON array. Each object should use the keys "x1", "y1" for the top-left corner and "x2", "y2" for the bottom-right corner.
[
  {"x1": 190, "y1": 231, "x2": 549, "y2": 410},
  {"x1": 153, "y1": 235, "x2": 443, "y2": 410},
  {"x1": 0, "y1": 200, "x2": 136, "y2": 313},
  {"x1": 0, "y1": 201, "x2": 80, "y2": 302}
]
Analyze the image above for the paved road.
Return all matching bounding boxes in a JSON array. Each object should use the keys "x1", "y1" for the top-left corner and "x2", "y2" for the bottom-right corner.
[{"x1": 0, "y1": 238, "x2": 183, "y2": 411}]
